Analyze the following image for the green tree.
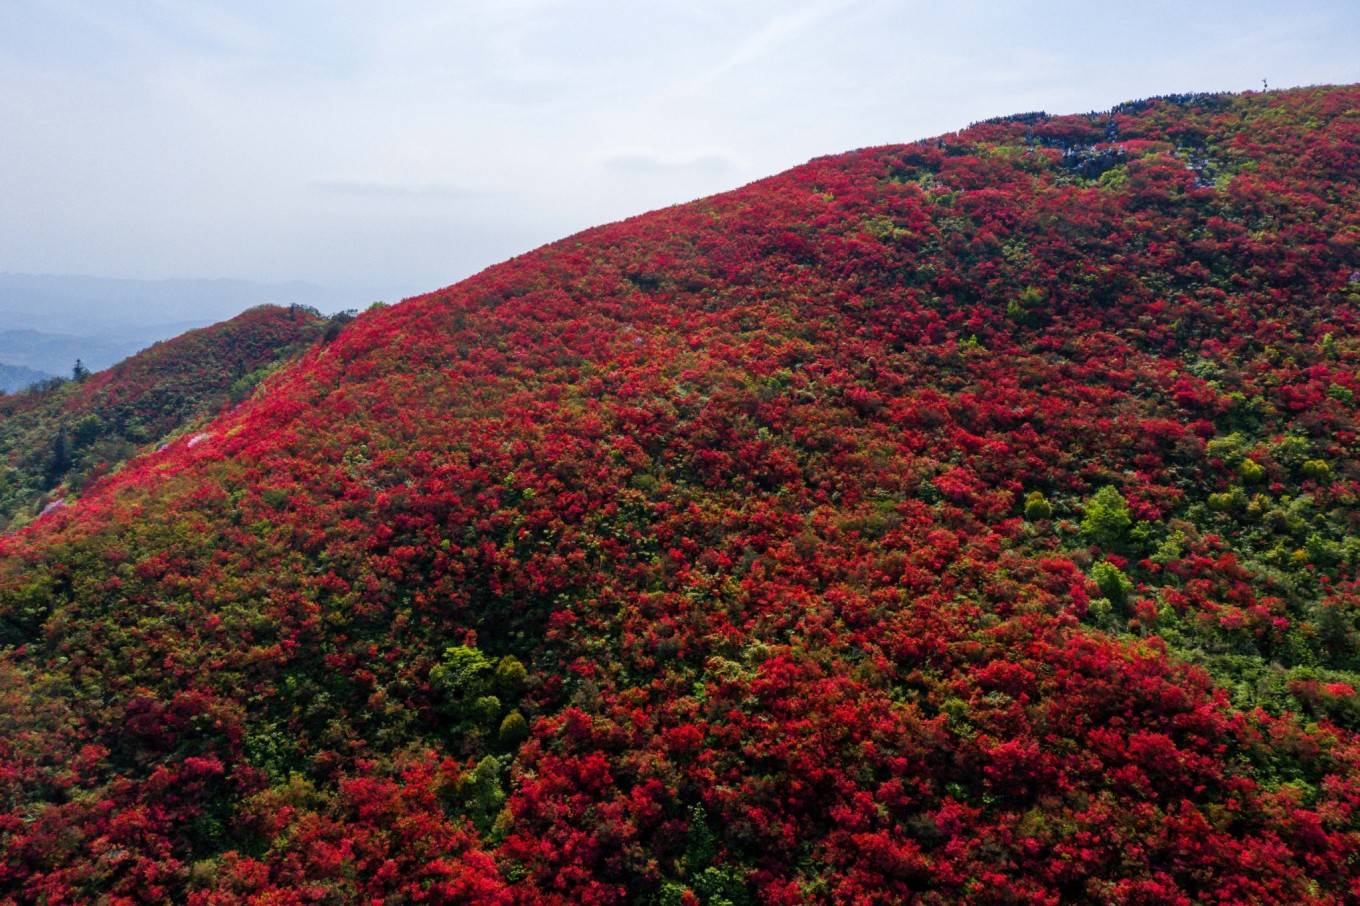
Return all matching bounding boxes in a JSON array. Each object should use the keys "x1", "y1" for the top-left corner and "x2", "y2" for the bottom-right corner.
[
  {"x1": 1081, "y1": 486, "x2": 1131, "y2": 546},
  {"x1": 1006, "y1": 285, "x2": 1046, "y2": 327},
  {"x1": 71, "y1": 414, "x2": 103, "y2": 449},
  {"x1": 430, "y1": 645, "x2": 493, "y2": 703},
  {"x1": 1239, "y1": 458, "x2": 1266, "y2": 484},
  {"x1": 1301, "y1": 459, "x2": 1331, "y2": 481},
  {"x1": 430, "y1": 644, "x2": 497, "y2": 726},
  {"x1": 498, "y1": 710, "x2": 529, "y2": 747},
  {"x1": 1023, "y1": 491, "x2": 1052, "y2": 521},
  {"x1": 1091, "y1": 559, "x2": 1133, "y2": 607},
  {"x1": 494, "y1": 655, "x2": 527, "y2": 695},
  {"x1": 45, "y1": 428, "x2": 71, "y2": 488},
  {"x1": 656, "y1": 806, "x2": 752, "y2": 906},
  {"x1": 460, "y1": 755, "x2": 506, "y2": 833}
]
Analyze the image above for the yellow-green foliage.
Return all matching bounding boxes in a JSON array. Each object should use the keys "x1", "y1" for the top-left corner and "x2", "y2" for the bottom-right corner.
[
  {"x1": 1081, "y1": 486, "x2": 1132, "y2": 546},
  {"x1": 1024, "y1": 491, "x2": 1052, "y2": 520}
]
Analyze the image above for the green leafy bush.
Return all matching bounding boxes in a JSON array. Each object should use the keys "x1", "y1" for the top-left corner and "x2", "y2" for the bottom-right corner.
[
  {"x1": 1023, "y1": 490, "x2": 1052, "y2": 520},
  {"x1": 1081, "y1": 486, "x2": 1131, "y2": 546},
  {"x1": 1091, "y1": 559, "x2": 1133, "y2": 606}
]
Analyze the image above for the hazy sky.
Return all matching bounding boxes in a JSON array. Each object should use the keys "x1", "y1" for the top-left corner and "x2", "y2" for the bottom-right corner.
[{"x1": 2, "y1": 1, "x2": 1358, "y2": 301}]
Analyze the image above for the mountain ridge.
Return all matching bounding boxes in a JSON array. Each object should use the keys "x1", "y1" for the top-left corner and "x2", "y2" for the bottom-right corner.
[{"x1": 0, "y1": 304, "x2": 327, "y2": 533}]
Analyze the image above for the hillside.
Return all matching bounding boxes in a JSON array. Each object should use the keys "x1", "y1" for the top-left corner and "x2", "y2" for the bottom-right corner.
[
  {"x1": 2, "y1": 86, "x2": 1359, "y2": 903},
  {"x1": 0, "y1": 305, "x2": 326, "y2": 531}
]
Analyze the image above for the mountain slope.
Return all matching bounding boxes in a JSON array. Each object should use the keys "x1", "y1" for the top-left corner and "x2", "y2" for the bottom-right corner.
[
  {"x1": 2, "y1": 86, "x2": 1360, "y2": 903},
  {"x1": 0, "y1": 305, "x2": 326, "y2": 531}
]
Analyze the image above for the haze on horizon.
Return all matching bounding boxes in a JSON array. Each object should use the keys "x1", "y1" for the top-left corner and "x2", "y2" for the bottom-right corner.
[{"x1": 3, "y1": 0, "x2": 1358, "y2": 310}]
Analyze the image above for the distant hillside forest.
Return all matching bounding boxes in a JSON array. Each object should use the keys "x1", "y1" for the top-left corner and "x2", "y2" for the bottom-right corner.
[{"x1": 0, "y1": 305, "x2": 340, "y2": 531}]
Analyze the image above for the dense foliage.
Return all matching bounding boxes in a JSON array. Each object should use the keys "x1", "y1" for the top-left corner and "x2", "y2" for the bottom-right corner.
[
  {"x1": 0, "y1": 305, "x2": 324, "y2": 531},
  {"x1": 2, "y1": 86, "x2": 1360, "y2": 903}
]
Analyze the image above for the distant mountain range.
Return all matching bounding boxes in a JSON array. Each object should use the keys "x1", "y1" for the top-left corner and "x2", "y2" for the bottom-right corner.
[
  {"x1": 0, "y1": 361, "x2": 53, "y2": 393},
  {"x1": 0, "y1": 273, "x2": 396, "y2": 373},
  {"x1": 0, "y1": 328, "x2": 150, "y2": 377}
]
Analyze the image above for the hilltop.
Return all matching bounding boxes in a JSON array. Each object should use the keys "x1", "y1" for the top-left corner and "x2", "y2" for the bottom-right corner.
[
  {"x1": 0, "y1": 273, "x2": 365, "y2": 373},
  {"x1": 0, "y1": 305, "x2": 327, "y2": 531},
  {"x1": 1, "y1": 86, "x2": 1359, "y2": 903}
]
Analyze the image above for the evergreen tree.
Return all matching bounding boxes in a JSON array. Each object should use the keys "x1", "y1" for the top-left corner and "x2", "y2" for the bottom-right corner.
[{"x1": 45, "y1": 428, "x2": 70, "y2": 487}]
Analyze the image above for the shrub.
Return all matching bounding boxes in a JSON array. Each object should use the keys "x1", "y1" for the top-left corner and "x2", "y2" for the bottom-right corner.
[
  {"x1": 459, "y1": 755, "x2": 506, "y2": 832},
  {"x1": 498, "y1": 710, "x2": 529, "y2": 746},
  {"x1": 1091, "y1": 559, "x2": 1133, "y2": 607},
  {"x1": 1301, "y1": 459, "x2": 1331, "y2": 481},
  {"x1": 430, "y1": 645, "x2": 493, "y2": 713},
  {"x1": 1023, "y1": 491, "x2": 1052, "y2": 520},
  {"x1": 1208, "y1": 489, "x2": 1244, "y2": 512},
  {"x1": 494, "y1": 655, "x2": 528, "y2": 695},
  {"x1": 473, "y1": 694, "x2": 503, "y2": 723},
  {"x1": 1206, "y1": 432, "x2": 1247, "y2": 465},
  {"x1": 1272, "y1": 434, "x2": 1311, "y2": 468},
  {"x1": 71, "y1": 414, "x2": 103, "y2": 449},
  {"x1": 1007, "y1": 286, "x2": 1046, "y2": 326},
  {"x1": 1081, "y1": 486, "x2": 1132, "y2": 546}
]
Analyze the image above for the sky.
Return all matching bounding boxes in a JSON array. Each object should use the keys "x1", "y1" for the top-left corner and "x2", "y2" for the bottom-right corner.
[{"x1": 1, "y1": 0, "x2": 1358, "y2": 306}]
